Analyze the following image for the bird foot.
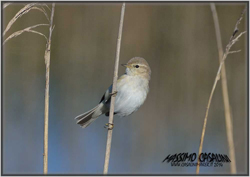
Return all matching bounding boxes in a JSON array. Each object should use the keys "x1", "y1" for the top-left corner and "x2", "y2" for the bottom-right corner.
[
  {"x1": 104, "y1": 123, "x2": 114, "y2": 130},
  {"x1": 110, "y1": 91, "x2": 118, "y2": 96}
]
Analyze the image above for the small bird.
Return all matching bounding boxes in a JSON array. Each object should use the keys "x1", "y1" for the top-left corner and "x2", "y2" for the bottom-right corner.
[{"x1": 75, "y1": 57, "x2": 151, "y2": 128}]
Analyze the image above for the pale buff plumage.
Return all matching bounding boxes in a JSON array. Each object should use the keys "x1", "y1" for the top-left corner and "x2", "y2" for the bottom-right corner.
[{"x1": 75, "y1": 57, "x2": 151, "y2": 128}]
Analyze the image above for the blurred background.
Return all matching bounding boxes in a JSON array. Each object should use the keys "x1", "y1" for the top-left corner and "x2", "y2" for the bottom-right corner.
[{"x1": 3, "y1": 2, "x2": 247, "y2": 175}]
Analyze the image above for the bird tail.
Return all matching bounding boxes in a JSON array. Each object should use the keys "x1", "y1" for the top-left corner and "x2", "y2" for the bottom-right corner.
[{"x1": 75, "y1": 103, "x2": 105, "y2": 128}]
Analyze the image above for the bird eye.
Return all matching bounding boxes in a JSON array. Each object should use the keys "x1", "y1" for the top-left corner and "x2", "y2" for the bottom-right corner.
[{"x1": 135, "y1": 65, "x2": 139, "y2": 68}]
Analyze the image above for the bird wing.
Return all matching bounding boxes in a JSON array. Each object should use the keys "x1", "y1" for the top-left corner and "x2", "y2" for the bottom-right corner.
[
  {"x1": 99, "y1": 74, "x2": 127, "y2": 103},
  {"x1": 99, "y1": 85, "x2": 112, "y2": 103}
]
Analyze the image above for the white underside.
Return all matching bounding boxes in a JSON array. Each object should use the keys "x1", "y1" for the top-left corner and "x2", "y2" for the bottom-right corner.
[{"x1": 113, "y1": 75, "x2": 149, "y2": 117}]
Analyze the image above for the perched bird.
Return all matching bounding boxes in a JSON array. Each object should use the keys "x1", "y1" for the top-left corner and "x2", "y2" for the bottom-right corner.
[{"x1": 75, "y1": 57, "x2": 151, "y2": 128}]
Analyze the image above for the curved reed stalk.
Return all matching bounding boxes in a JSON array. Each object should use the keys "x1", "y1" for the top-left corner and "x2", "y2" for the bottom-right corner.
[
  {"x1": 196, "y1": 6, "x2": 246, "y2": 174},
  {"x1": 210, "y1": 3, "x2": 237, "y2": 174}
]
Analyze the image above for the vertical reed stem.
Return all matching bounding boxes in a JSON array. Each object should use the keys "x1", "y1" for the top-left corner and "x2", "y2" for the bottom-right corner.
[
  {"x1": 103, "y1": 2, "x2": 126, "y2": 174},
  {"x1": 210, "y1": 3, "x2": 237, "y2": 174},
  {"x1": 43, "y1": 3, "x2": 55, "y2": 174}
]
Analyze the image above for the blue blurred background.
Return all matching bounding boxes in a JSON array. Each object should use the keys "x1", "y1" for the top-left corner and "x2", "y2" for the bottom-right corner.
[{"x1": 3, "y1": 2, "x2": 247, "y2": 175}]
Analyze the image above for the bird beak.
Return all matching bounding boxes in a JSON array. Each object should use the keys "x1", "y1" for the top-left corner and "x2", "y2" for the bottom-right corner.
[{"x1": 121, "y1": 64, "x2": 127, "y2": 67}]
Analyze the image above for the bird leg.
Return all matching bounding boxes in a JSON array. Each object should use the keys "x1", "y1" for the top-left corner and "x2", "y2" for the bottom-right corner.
[
  {"x1": 104, "y1": 123, "x2": 114, "y2": 130},
  {"x1": 104, "y1": 91, "x2": 117, "y2": 130},
  {"x1": 110, "y1": 91, "x2": 118, "y2": 97}
]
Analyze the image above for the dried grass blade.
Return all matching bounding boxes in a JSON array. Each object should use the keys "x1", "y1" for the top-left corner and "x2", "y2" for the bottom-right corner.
[
  {"x1": 3, "y1": 24, "x2": 49, "y2": 45},
  {"x1": 3, "y1": 3, "x2": 11, "y2": 9},
  {"x1": 32, "y1": 6, "x2": 50, "y2": 22},
  {"x1": 3, "y1": 3, "x2": 37, "y2": 36},
  {"x1": 40, "y1": 3, "x2": 51, "y2": 12}
]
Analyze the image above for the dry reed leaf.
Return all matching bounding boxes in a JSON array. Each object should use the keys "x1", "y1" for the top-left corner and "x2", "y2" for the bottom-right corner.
[
  {"x1": 39, "y1": 3, "x2": 51, "y2": 12},
  {"x1": 32, "y1": 6, "x2": 50, "y2": 22},
  {"x1": 3, "y1": 3, "x2": 51, "y2": 36},
  {"x1": 3, "y1": 3, "x2": 11, "y2": 9},
  {"x1": 3, "y1": 3, "x2": 37, "y2": 36},
  {"x1": 3, "y1": 24, "x2": 49, "y2": 45}
]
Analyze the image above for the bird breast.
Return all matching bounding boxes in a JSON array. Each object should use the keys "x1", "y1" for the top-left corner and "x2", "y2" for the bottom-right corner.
[{"x1": 114, "y1": 75, "x2": 149, "y2": 117}]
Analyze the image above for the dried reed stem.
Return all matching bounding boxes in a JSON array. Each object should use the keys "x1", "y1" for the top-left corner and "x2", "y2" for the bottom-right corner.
[
  {"x1": 103, "y1": 3, "x2": 126, "y2": 174},
  {"x1": 210, "y1": 3, "x2": 237, "y2": 174},
  {"x1": 43, "y1": 3, "x2": 55, "y2": 174},
  {"x1": 196, "y1": 7, "x2": 246, "y2": 174}
]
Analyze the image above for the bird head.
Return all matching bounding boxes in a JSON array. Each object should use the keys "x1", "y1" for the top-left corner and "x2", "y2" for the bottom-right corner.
[{"x1": 121, "y1": 57, "x2": 151, "y2": 80}]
